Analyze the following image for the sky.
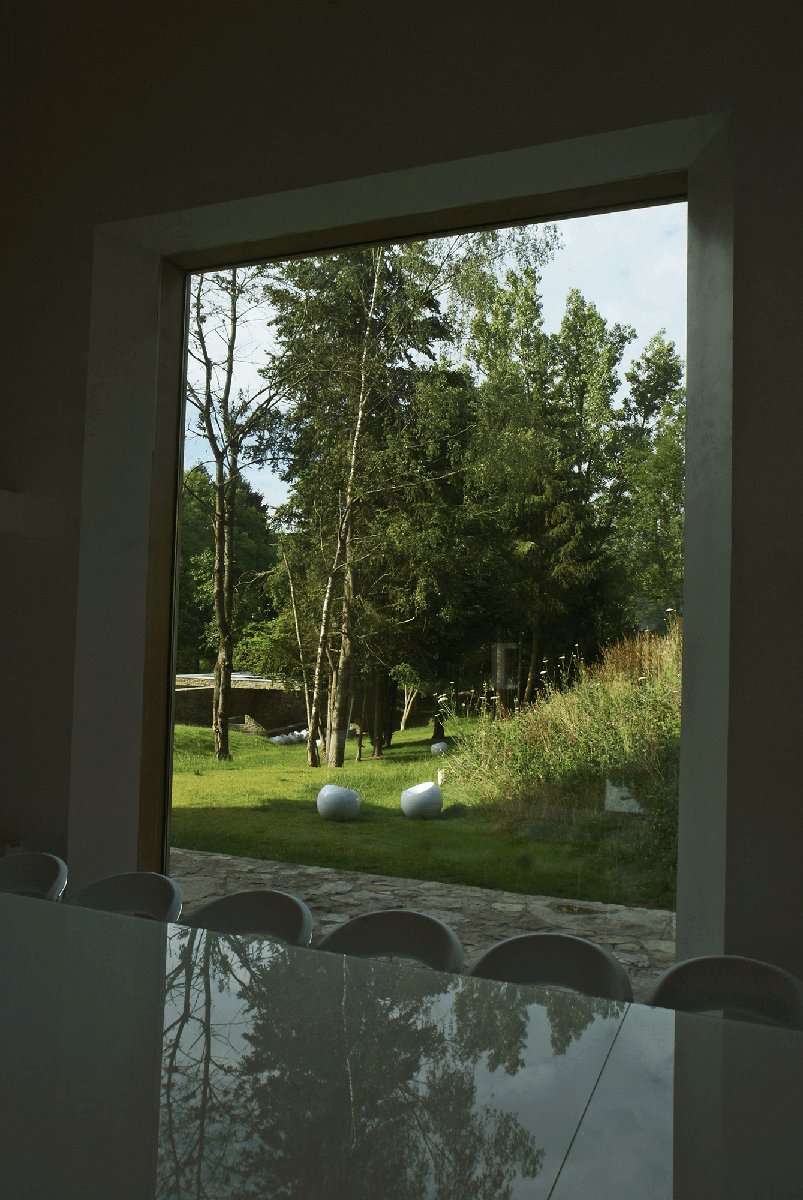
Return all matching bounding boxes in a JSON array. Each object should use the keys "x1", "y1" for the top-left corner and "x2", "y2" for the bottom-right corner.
[{"x1": 183, "y1": 201, "x2": 687, "y2": 513}]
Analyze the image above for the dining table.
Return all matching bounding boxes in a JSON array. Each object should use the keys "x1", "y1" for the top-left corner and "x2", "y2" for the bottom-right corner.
[{"x1": 1, "y1": 891, "x2": 801, "y2": 1200}]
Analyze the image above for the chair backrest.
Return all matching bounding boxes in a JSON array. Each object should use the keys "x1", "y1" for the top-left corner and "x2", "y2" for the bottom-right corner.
[
  {"x1": 642, "y1": 955, "x2": 803, "y2": 1030},
  {"x1": 0, "y1": 852, "x2": 69, "y2": 902},
  {"x1": 62, "y1": 871, "x2": 182, "y2": 923},
  {"x1": 468, "y1": 932, "x2": 634, "y2": 1001},
  {"x1": 182, "y1": 889, "x2": 314, "y2": 947},
  {"x1": 317, "y1": 909, "x2": 464, "y2": 973}
]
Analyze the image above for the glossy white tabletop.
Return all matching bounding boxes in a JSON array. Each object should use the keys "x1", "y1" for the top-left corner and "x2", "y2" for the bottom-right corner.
[{"x1": 1, "y1": 893, "x2": 801, "y2": 1200}]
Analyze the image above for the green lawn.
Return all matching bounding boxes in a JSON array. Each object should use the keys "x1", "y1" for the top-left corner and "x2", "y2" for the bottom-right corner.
[{"x1": 170, "y1": 722, "x2": 674, "y2": 907}]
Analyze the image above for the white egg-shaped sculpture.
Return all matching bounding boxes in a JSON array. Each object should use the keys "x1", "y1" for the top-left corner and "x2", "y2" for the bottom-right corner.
[
  {"x1": 400, "y1": 782, "x2": 443, "y2": 818},
  {"x1": 317, "y1": 784, "x2": 361, "y2": 820},
  {"x1": 430, "y1": 741, "x2": 448, "y2": 756}
]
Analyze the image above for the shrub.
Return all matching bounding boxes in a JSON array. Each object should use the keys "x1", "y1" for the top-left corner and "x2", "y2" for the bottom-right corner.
[{"x1": 445, "y1": 621, "x2": 682, "y2": 878}]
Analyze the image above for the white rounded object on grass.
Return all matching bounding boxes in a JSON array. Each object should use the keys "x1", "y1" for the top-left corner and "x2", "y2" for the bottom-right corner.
[
  {"x1": 269, "y1": 736, "x2": 283, "y2": 745},
  {"x1": 317, "y1": 784, "x2": 361, "y2": 820},
  {"x1": 400, "y1": 782, "x2": 443, "y2": 818},
  {"x1": 430, "y1": 741, "x2": 448, "y2": 756}
]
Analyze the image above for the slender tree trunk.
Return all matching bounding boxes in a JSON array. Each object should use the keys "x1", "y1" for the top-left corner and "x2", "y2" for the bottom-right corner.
[
  {"x1": 355, "y1": 684, "x2": 366, "y2": 762},
  {"x1": 212, "y1": 458, "x2": 236, "y2": 760},
  {"x1": 281, "y1": 542, "x2": 312, "y2": 730},
  {"x1": 306, "y1": 566, "x2": 339, "y2": 766},
  {"x1": 306, "y1": 247, "x2": 384, "y2": 767},
  {"x1": 523, "y1": 621, "x2": 541, "y2": 704},
  {"x1": 384, "y1": 678, "x2": 397, "y2": 748},
  {"x1": 328, "y1": 533, "x2": 355, "y2": 767},
  {"x1": 400, "y1": 686, "x2": 419, "y2": 730},
  {"x1": 189, "y1": 267, "x2": 282, "y2": 763},
  {"x1": 370, "y1": 672, "x2": 384, "y2": 758},
  {"x1": 326, "y1": 651, "x2": 337, "y2": 760}
]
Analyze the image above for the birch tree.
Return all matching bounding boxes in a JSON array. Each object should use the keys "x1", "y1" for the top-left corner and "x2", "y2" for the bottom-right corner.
[
  {"x1": 264, "y1": 228, "x2": 561, "y2": 764},
  {"x1": 185, "y1": 267, "x2": 282, "y2": 760},
  {"x1": 266, "y1": 243, "x2": 452, "y2": 766}
]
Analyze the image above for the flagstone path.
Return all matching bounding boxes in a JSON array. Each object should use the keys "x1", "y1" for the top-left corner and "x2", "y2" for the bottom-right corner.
[{"x1": 168, "y1": 846, "x2": 676, "y2": 1003}]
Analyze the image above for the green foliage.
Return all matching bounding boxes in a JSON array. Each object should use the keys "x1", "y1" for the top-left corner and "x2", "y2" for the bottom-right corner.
[
  {"x1": 450, "y1": 268, "x2": 685, "y2": 679},
  {"x1": 176, "y1": 465, "x2": 278, "y2": 671},
  {"x1": 171, "y1": 721, "x2": 673, "y2": 906},
  {"x1": 181, "y1": 227, "x2": 686, "y2": 777},
  {"x1": 444, "y1": 622, "x2": 682, "y2": 892},
  {"x1": 260, "y1": 230, "x2": 575, "y2": 701},
  {"x1": 611, "y1": 331, "x2": 685, "y2": 626}
]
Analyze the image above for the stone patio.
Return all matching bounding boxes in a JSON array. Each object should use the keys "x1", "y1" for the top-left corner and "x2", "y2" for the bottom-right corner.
[{"x1": 168, "y1": 846, "x2": 676, "y2": 1003}]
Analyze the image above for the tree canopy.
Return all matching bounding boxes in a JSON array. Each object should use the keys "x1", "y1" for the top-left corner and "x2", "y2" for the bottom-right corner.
[
  {"x1": 181, "y1": 225, "x2": 685, "y2": 756},
  {"x1": 176, "y1": 465, "x2": 277, "y2": 674}
]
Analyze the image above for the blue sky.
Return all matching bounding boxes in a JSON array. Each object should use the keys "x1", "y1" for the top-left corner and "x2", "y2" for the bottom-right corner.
[{"x1": 184, "y1": 202, "x2": 687, "y2": 511}]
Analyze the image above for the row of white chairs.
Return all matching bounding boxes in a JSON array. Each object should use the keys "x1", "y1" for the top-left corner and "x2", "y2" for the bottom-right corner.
[{"x1": 3, "y1": 852, "x2": 803, "y2": 1029}]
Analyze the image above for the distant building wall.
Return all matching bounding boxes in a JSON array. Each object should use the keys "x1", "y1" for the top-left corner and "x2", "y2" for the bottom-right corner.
[{"x1": 174, "y1": 679, "x2": 307, "y2": 731}]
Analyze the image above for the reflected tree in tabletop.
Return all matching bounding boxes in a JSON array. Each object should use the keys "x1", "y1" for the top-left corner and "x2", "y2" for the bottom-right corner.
[{"x1": 156, "y1": 931, "x2": 546, "y2": 1199}]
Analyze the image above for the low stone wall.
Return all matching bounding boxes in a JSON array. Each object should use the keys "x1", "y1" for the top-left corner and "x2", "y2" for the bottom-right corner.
[
  {"x1": 174, "y1": 686, "x2": 214, "y2": 725},
  {"x1": 174, "y1": 680, "x2": 307, "y2": 730}
]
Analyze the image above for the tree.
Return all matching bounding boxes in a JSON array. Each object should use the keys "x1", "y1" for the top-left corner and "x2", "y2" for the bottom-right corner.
[
  {"x1": 456, "y1": 265, "x2": 639, "y2": 698},
  {"x1": 265, "y1": 242, "x2": 455, "y2": 765},
  {"x1": 176, "y1": 466, "x2": 277, "y2": 674},
  {"x1": 248, "y1": 225, "x2": 683, "y2": 734},
  {"x1": 265, "y1": 228, "x2": 560, "y2": 766},
  {"x1": 185, "y1": 268, "x2": 283, "y2": 759},
  {"x1": 455, "y1": 261, "x2": 688, "y2": 691},
  {"x1": 610, "y1": 331, "x2": 685, "y2": 627}
]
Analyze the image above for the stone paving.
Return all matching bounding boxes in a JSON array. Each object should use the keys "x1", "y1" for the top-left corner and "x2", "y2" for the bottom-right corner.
[{"x1": 168, "y1": 846, "x2": 676, "y2": 1003}]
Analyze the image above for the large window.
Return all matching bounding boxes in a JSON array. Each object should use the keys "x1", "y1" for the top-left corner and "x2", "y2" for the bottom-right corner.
[{"x1": 169, "y1": 204, "x2": 686, "y2": 912}]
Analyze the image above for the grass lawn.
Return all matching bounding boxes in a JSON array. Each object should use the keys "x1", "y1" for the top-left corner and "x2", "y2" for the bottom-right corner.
[{"x1": 170, "y1": 722, "x2": 674, "y2": 908}]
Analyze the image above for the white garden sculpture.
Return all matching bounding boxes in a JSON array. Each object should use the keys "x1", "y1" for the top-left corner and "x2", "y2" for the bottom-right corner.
[
  {"x1": 430, "y1": 741, "x2": 448, "y2": 756},
  {"x1": 400, "y1": 782, "x2": 443, "y2": 819},
  {"x1": 317, "y1": 784, "x2": 361, "y2": 820}
]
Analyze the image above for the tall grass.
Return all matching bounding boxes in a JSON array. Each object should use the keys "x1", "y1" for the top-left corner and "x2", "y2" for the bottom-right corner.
[{"x1": 445, "y1": 621, "x2": 682, "y2": 879}]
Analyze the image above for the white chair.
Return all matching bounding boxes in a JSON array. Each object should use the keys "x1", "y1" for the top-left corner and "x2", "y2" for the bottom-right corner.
[
  {"x1": 317, "y1": 909, "x2": 464, "y2": 973},
  {"x1": 643, "y1": 954, "x2": 803, "y2": 1029},
  {"x1": 468, "y1": 932, "x2": 634, "y2": 1001},
  {"x1": 61, "y1": 871, "x2": 182, "y2": 922},
  {"x1": 0, "y1": 852, "x2": 68, "y2": 902},
  {"x1": 182, "y1": 889, "x2": 314, "y2": 946}
]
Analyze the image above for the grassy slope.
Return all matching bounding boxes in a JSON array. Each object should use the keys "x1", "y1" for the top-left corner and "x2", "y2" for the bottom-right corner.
[{"x1": 170, "y1": 722, "x2": 669, "y2": 906}]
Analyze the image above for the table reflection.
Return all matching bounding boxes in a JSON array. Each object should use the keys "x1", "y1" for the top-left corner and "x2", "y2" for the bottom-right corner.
[
  {"x1": 3, "y1": 895, "x2": 800, "y2": 1200},
  {"x1": 157, "y1": 927, "x2": 627, "y2": 1199}
]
